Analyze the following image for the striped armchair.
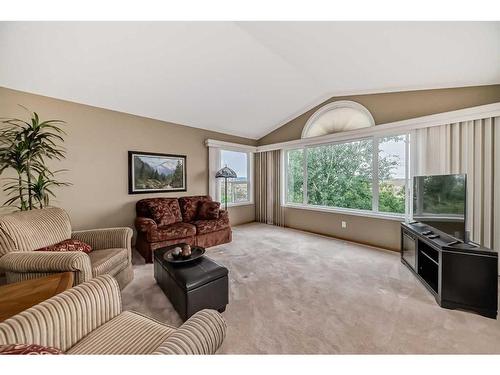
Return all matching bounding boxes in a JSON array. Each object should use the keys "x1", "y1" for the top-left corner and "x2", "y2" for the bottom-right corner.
[
  {"x1": 0, "y1": 275, "x2": 226, "y2": 354},
  {"x1": 0, "y1": 207, "x2": 133, "y2": 289}
]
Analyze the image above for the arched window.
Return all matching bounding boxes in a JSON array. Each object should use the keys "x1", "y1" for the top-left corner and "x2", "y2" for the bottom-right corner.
[{"x1": 301, "y1": 100, "x2": 375, "y2": 138}]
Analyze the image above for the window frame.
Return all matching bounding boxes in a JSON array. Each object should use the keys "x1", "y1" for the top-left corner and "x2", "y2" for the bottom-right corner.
[
  {"x1": 209, "y1": 147, "x2": 254, "y2": 207},
  {"x1": 283, "y1": 132, "x2": 409, "y2": 220}
]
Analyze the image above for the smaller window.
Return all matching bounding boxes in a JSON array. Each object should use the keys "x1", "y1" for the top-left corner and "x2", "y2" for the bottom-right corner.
[{"x1": 215, "y1": 149, "x2": 252, "y2": 206}]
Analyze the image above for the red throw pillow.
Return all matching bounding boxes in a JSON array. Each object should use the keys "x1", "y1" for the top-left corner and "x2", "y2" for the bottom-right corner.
[
  {"x1": 147, "y1": 201, "x2": 177, "y2": 227},
  {"x1": 0, "y1": 344, "x2": 64, "y2": 355},
  {"x1": 197, "y1": 201, "x2": 220, "y2": 220},
  {"x1": 36, "y1": 239, "x2": 92, "y2": 254}
]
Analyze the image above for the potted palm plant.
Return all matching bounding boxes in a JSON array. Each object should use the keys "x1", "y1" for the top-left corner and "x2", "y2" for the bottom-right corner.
[{"x1": 0, "y1": 108, "x2": 70, "y2": 210}]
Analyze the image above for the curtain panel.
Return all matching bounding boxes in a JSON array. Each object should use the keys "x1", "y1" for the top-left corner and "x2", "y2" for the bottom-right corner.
[
  {"x1": 255, "y1": 150, "x2": 284, "y2": 226},
  {"x1": 413, "y1": 116, "x2": 500, "y2": 250}
]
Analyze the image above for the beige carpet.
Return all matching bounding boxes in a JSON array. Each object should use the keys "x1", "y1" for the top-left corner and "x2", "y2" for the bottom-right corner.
[{"x1": 122, "y1": 222, "x2": 500, "y2": 354}]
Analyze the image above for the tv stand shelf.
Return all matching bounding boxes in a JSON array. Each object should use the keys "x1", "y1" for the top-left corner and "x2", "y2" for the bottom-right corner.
[
  {"x1": 401, "y1": 222, "x2": 498, "y2": 319},
  {"x1": 419, "y1": 249, "x2": 438, "y2": 266}
]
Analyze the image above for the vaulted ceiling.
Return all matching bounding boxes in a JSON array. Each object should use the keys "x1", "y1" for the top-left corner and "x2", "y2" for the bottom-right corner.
[{"x1": 1, "y1": 22, "x2": 499, "y2": 139}]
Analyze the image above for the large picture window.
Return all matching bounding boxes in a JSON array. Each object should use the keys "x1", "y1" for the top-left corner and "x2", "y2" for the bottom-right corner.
[
  {"x1": 307, "y1": 139, "x2": 373, "y2": 210},
  {"x1": 285, "y1": 149, "x2": 304, "y2": 204},
  {"x1": 285, "y1": 134, "x2": 408, "y2": 217},
  {"x1": 377, "y1": 136, "x2": 407, "y2": 214}
]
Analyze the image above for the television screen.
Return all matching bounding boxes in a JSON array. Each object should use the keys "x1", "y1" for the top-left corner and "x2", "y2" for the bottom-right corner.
[{"x1": 412, "y1": 174, "x2": 466, "y2": 241}]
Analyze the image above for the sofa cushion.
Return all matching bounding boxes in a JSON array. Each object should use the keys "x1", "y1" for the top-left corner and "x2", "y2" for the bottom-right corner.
[
  {"x1": 146, "y1": 222, "x2": 196, "y2": 242},
  {"x1": 35, "y1": 239, "x2": 92, "y2": 254},
  {"x1": 197, "y1": 201, "x2": 220, "y2": 220},
  {"x1": 178, "y1": 196, "x2": 212, "y2": 222},
  {"x1": 192, "y1": 215, "x2": 229, "y2": 235},
  {"x1": 136, "y1": 198, "x2": 182, "y2": 223},
  {"x1": 67, "y1": 311, "x2": 175, "y2": 354},
  {"x1": 88, "y1": 248, "x2": 128, "y2": 277},
  {"x1": 0, "y1": 344, "x2": 64, "y2": 355},
  {"x1": 146, "y1": 200, "x2": 177, "y2": 227}
]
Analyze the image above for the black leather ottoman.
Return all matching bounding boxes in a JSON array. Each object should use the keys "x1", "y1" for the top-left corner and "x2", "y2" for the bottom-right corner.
[{"x1": 153, "y1": 245, "x2": 228, "y2": 321}]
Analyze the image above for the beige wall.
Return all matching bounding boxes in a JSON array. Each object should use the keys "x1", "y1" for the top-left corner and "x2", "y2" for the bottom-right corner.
[
  {"x1": 285, "y1": 208, "x2": 401, "y2": 251},
  {"x1": 258, "y1": 85, "x2": 500, "y2": 145},
  {"x1": 3, "y1": 85, "x2": 499, "y2": 252},
  {"x1": 259, "y1": 85, "x2": 500, "y2": 251},
  {"x1": 0, "y1": 87, "x2": 256, "y2": 232}
]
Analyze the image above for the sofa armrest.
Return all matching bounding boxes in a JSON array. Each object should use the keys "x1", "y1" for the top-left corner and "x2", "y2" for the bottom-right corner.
[
  {"x1": 0, "y1": 251, "x2": 92, "y2": 285},
  {"x1": 219, "y1": 210, "x2": 229, "y2": 223},
  {"x1": 135, "y1": 217, "x2": 157, "y2": 233},
  {"x1": 0, "y1": 275, "x2": 122, "y2": 351},
  {"x1": 72, "y1": 227, "x2": 133, "y2": 252},
  {"x1": 153, "y1": 309, "x2": 226, "y2": 355}
]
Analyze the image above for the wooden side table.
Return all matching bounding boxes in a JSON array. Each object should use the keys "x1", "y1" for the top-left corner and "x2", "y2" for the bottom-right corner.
[{"x1": 0, "y1": 272, "x2": 74, "y2": 322}]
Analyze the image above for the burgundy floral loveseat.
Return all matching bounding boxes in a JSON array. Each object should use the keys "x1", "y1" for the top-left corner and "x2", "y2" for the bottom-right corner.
[{"x1": 134, "y1": 196, "x2": 231, "y2": 263}]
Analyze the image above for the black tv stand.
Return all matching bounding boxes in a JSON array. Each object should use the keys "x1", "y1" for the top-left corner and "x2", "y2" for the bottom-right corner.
[{"x1": 401, "y1": 222, "x2": 498, "y2": 319}]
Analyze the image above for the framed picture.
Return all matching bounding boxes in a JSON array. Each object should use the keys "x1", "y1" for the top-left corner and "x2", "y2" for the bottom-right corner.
[{"x1": 128, "y1": 151, "x2": 187, "y2": 194}]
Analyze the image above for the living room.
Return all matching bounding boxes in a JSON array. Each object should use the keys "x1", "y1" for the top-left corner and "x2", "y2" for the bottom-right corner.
[{"x1": 1, "y1": 2, "x2": 500, "y2": 372}]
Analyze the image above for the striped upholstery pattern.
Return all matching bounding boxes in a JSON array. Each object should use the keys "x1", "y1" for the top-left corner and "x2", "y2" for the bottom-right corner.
[
  {"x1": 0, "y1": 227, "x2": 15, "y2": 259},
  {"x1": 153, "y1": 309, "x2": 227, "y2": 355},
  {"x1": 72, "y1": 227, "x2": 133, "y2": 262},
  {"x1": 68, "y1": 311, "x2": 175, "y2": 354},
  {"x1": 88, "y1": 248, "x2": 128, "y2": 277},
  {"x1": 0, "y1": 275, "x2": 122, "y2": 351},
  {"x1": 0, "y1": 208, "x2": 133, "y2": 288},
  {"x1": 112, "y1": 265, "x2": 134, "y2": 290},
  {"x1": 0, "y1": 275, "x2": 226, "y2": 355},
  {"x1": 0, "y1": 207, "x2": 71, "y2": 256},
  {"x1": 0, "y1": 251, "x2": 92, "y2": 285}
]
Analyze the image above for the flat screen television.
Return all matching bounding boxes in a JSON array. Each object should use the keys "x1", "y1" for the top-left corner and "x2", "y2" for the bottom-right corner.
[{"x1": 412, "y1": 174, "x2": 467, "y2": 242}]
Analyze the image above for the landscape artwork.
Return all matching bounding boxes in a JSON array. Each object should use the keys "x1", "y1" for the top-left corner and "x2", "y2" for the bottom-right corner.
[{"x1": 128, "y1": 151, "x2": 186, "y2": 194}]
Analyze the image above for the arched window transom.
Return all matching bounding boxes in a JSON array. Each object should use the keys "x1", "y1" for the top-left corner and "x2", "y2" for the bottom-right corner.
[{"x1": 301, "y1": 100, "x2": 375, "y2": 138}]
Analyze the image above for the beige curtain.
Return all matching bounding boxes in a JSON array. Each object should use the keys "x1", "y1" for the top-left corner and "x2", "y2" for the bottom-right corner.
[
  {"x1": 255, "y1": 150, "x2": 285, "y2": 226},
  {"x1": 413, "y1": 117, "x2": 500, "y2": 250}
]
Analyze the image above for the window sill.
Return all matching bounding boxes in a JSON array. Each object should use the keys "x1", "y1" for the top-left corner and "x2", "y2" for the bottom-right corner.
[
  {"x1": 223, "y1": 201, "x2": 254, "y2": 208},
  {"x1": 282, "y1": 203, "x2": 405, "y2": 221}
]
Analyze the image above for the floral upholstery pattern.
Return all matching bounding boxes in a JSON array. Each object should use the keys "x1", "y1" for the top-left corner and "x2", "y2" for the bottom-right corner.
[
  {"x1": 178, "y1": 196, "x2": 212, "y2": 222},
  {"x1": 135, "y1": 217, "x2": 157, "y2": 232},
  {"x1": 197, "y1": 201, "x2": 220, "y2": 220},
  {"x1": 0, "y1": 344, "x2": 64, "y2": 355},
  {"x1": 192, "y1": 211, "x2": 229, "y2": 235},
  {"x1": 136, "y1": 198, "x2": 182, "y2": 223},
  {"x1": 146, "y1": 222, "x2": 196, "y2": 242},
  {"x1": 135, "y1": 196, "x2": 231, "y2": 263},
  {"x1": 35, "y1": 239, "x2": 92, "y2": 254},
  {"x1": 196, "y1": 228, "x2": 231, "y2": 248},
  {"x1": 146, "y1": 200, "x2": 177, "y2": 226}
]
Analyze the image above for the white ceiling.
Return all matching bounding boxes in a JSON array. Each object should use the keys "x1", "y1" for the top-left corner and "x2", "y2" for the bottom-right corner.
[{"x1": 1, "y1": 22, "x2": 499, "y2": 139}]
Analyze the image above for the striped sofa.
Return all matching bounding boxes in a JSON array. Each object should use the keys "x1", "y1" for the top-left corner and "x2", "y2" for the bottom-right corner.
[
  {"x1": 0, "y1": 275, "x2": 226, "y2": 354},
  {"x1": 0, "y1": 207, "x2": 133, "y2": 289}
]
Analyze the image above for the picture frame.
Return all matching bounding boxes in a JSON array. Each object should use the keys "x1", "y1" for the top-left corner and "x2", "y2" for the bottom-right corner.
[{"x1": 128, "y1": 151, "x2": 187, "y2": 194}]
